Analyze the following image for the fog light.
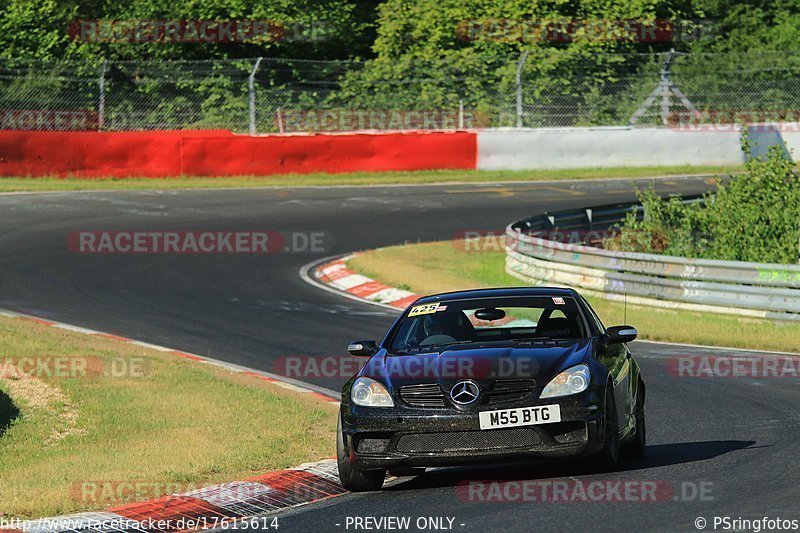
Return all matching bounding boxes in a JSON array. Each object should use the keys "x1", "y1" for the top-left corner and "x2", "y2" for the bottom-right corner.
[{"x1": 357, "y1": 438, "x2": 390, "y2": 453}]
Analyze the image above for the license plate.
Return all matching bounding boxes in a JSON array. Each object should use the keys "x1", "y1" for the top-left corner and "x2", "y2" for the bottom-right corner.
[{"x1": 479, "y1": 405, "x2": 561, "y2": 430}]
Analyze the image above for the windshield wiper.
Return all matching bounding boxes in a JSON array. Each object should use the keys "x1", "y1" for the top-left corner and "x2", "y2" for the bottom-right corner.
[
  {"x1": 397, "y1": 340, "x2": 474, "y2": 354},
  {"x1": 424, "y1": 340, "x2": 474, "y2": 350},
  {"x1": 514, "y1": 337, "x2": 574, "y2": 345}
]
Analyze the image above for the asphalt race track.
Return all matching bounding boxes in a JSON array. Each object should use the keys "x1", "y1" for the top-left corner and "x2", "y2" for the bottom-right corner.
[{"x1": 2, "y1": 176, "x2": 798, "y2": 532}]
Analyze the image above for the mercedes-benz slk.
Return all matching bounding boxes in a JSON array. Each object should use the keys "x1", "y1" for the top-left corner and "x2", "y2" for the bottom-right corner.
[{"x1": 336, "y1": 287, "x2": 645, "y2": 491}]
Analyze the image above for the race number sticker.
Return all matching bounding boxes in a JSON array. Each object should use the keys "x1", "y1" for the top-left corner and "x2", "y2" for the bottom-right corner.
[
  {"x1": 408, "y1": 303, "x2": 440, "y2": 317},
  {"x1": 552, "y1": 297, "x2": 565, "y2": 305}
]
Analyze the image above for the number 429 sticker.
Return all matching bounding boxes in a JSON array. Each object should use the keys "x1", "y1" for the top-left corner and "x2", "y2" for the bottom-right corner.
[{"x1": 408, "y1": 302, "x2": 447, "y2": 317}]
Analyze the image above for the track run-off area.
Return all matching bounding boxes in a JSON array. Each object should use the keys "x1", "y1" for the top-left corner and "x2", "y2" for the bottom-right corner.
[{"x1": 2, "y1": 176, "x2": 798, "y2": 532}]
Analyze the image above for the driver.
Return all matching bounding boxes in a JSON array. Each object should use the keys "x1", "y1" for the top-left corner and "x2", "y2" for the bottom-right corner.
[{"x1": 422, "y1": 312, "x2": 472, "y2": 342}]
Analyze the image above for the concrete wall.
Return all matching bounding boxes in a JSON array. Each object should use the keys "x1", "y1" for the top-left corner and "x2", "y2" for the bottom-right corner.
[
  {"x1": 3, "y1": 123, "x2": 799, "y2": 178},
  {"x1": 476, "y1": 124, "x2": 800, "y2": 170}
]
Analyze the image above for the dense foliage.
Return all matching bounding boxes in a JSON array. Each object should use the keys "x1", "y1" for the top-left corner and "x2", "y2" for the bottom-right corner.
[
  {"x1": 2, "y1": 1, "x2": 799, "y2": 131},
  {"x1": 2, "y1": 1, "x2": 799, "y2": 63},
  {"x1": 0, "y1": 0, "x2": 376, "y2": 61},
  {"x1": 609, "y1": 136, "x2": 800, "y2": 264}
]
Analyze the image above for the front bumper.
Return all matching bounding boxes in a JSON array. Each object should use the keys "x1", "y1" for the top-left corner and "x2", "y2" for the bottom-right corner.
[{"x1": 341, "y1": 392, "x2": 605, "y2": 470}]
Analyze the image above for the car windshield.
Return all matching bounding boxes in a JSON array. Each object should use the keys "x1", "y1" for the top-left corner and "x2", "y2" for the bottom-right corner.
[{"x1": 388, "y1": 296, "x2": 587, "y2": 354}]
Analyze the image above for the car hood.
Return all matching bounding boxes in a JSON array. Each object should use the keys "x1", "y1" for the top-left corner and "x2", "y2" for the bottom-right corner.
[{"x1": 360, "y1": 340, "x2": 592, "y2": 390}]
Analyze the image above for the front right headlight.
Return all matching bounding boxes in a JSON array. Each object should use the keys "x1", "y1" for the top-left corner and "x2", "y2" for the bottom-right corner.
[
  {"x1": 540, "y1": 364, "x2": 591, "y2": 398},
  {"x1": 351, "y1": 377, "x2": 394, "y2": 407}
]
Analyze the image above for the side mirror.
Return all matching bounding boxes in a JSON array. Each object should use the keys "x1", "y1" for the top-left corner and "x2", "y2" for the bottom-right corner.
[
  {"x1": 348, "y1": 340, "x2": 378, "y2": 357},
  {"x1": 605, "y1": 325, "x2": 638, "y2": 344}
]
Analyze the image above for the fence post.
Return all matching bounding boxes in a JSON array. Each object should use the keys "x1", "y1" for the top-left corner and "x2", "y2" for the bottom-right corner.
[
  {"x1": 248, "y1": 57, "x2": 263, "y2": 135},
  {"x1": 98, "y1": 60, "x2": 108, "y2": 131},
  {"x1": 276, "y1": 107, "x2": 285, "y2": 134},
  {"x1": 458, "y1": 99, "x2": 464, "y2": 129},
  {"x1": 660, "y1": 49, "x2": 674, "y2": 125},
  {"x1": 515, "y1": 50, "x2": 530, "y2": 128}
]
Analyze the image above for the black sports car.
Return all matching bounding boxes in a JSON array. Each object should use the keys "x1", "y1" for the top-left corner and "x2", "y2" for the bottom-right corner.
[{"x1": 337, "y1": 287, "x2": 645, "y2": 491}]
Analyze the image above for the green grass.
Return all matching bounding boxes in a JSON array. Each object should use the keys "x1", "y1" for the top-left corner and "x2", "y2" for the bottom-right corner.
[
  {"x1": 0, "y1": 165, "x2": 742, "y2": 192},
  {"x1": 349, "y1": 241, "x2": 800, "y2": 354},
  {"x1": 0, "y1": 317, "x2": 337, "y2": 518}
]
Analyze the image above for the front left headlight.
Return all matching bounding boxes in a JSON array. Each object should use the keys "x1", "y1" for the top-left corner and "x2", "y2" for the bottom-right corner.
[
  {"x1": 351, "y1": 377, "x2": 394, "y2": 407},
  {"x1": 540, "y1": 364, "x2": 591, "y2": 398}
]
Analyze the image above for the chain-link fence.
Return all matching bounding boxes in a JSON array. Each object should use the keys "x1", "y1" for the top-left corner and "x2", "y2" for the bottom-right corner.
[{"x1": 2, "y1": 51, "x2": 800, "y2": 133}]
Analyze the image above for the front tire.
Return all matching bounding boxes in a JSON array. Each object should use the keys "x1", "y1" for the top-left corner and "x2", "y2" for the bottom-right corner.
[
  {"x1": 624, "y1": 379, "x2": 646, "y2": 457},
  {"x1": 596, "y1": 385, "x2": 620, "y2": 469},
  {"x1": 336, "y1": 414, "x2": 386, "y2": 492}
]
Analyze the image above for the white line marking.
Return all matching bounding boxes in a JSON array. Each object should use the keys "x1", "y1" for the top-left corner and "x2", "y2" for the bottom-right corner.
[
  {"x1": 0, "y1": 307, "x2": 342, "y2": 399},
  {"x1": 637, "y1": 339, "x2": 799, "y2": 356}
]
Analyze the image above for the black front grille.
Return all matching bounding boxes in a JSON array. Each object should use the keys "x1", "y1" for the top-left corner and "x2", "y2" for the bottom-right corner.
[
  {"x1": 400, "y1": 381, "x2": 536, "y2": 408},
  {"x1": 399, "y1": 383, "x2": 445, "y2": 407},
  {"x1": 396, "y1": 428, "x2": 543, "y2": 453},
  {"x1": 487, "y1": 380, "x2": 536, "y2": 405}
]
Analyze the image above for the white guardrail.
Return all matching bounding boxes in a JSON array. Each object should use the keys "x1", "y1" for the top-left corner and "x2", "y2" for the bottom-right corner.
[{"x1": 505, "y1": 209, "x2": 800, "y2": 322}]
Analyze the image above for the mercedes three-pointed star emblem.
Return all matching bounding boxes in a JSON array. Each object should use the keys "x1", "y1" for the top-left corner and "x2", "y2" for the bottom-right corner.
[{"x1": 450, "y1": 380, "x2": 480, "y2": 405}]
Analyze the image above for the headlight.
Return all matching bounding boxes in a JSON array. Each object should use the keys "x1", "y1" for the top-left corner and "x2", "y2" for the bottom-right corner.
[
  {"x1": 540, "y1": 364, "x2": 591, "y2": 398},
  {"x1": 351, "y1": 377, "x2": 394, "y2": 407}
]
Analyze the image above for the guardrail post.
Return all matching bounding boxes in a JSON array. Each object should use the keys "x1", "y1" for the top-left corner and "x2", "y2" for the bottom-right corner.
[{"x1": 249, "y1": 57, "x2": 263, "y2": 135}]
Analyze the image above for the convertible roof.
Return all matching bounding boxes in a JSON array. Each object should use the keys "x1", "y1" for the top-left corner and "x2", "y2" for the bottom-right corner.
[{"x1": 413, "y1": 287, "x2": 578, "y2": 305}]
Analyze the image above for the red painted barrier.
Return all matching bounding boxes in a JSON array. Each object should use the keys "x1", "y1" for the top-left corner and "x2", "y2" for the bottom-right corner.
[
  {"x1": 0, "y1": 130, "x2": 476, "y2": 178},
  {"x1": 181, "y1": 131, "x2": 476, "y2": 175},
  {"x1": 0, "y1": 130, "x2": 232, "y2": 178}
]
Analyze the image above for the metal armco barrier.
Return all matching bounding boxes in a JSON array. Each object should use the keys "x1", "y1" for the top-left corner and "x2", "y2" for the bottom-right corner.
[{"x1": 505, "y1": 199, "x2": 800, "y2": 321}]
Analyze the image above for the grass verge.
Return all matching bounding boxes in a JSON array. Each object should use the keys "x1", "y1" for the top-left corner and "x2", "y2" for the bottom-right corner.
[
  {"x1": 0, "y1": 316, "x2": 337, "y2": 519},
  {"x1": 0, "y1": 165, "x2": 742, "y2": 192},
  {"x1": 348, "y1": 241, "x2": 800, "y2": 353}
]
